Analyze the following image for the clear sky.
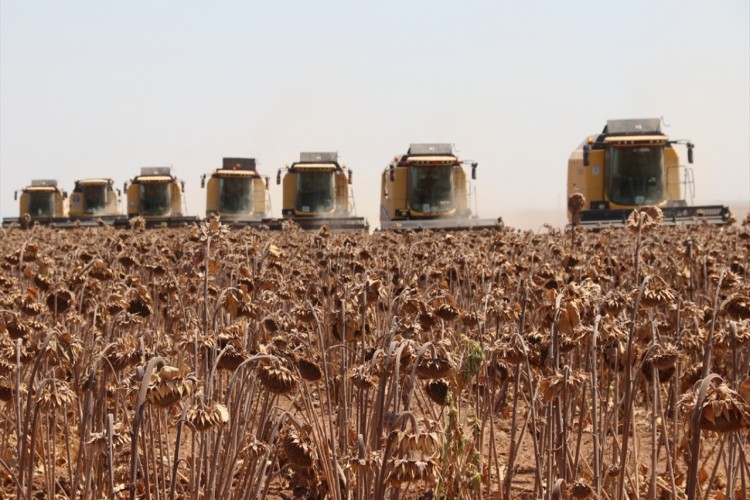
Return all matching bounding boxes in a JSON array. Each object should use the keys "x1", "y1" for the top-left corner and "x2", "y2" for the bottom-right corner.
[{"x1": 1, "y1": 1, "x2": 748, "y2": 229}]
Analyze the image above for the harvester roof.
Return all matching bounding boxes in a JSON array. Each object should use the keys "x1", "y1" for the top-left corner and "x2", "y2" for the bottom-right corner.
[
  {"x1": 588, "y1": 118, "x2": 668, "y2": 150},
  {"x1": 222, "y1": 158, "x2": 257, "y2": 171},
  {"x1": 407, "y1": 143, "x2": 453, "y2": 156},
  {"x1": 604, "y1": 118, "x2": 663, "y2": 136},
  {"x1": 134, "y1": 167, "x2": 175, "y2": 183},
  {"x1": 300, "y1": 152, "x2": 338, "y2": 163},
  {"x1": 30, "y1": 179, "x2": 58, "y2": 187},
  {"x1": 291, "y1": 152, "x2": 342, "y2": 172},
  {"x1": 140, "y1": 167, "x2": 173, "y2": 176},
  {"x1": 26, "y1": 179, "x2": 59, "y2": 192},
  {"x1": 77, "y1": 178, "x2": 113, "y2": 185}
]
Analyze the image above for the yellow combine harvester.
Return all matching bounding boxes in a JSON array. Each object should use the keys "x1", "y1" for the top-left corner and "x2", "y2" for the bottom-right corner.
[
  {"x1": 277, "y1": 152, "x2": 368, "y2": 230},
  {"x1": 2, "y1": 178, "x2": 125, "y2": 228},
  {"x1": 2, "y1": 179, "x2": 68, "y2": 227},
  {"x1": 69, "y1": 178, "x2": 123, "y2": 223},
  {"x1": 202, "y1": 157, "x2": 272, "y2": 227},
  {"x1": 124, "y1": 167, "x2": 198, "y2": 227},
  {"x1": 567, "y1": 118, "x2": 731, "y2": 226},
  {"x1": 379, "y1": 143, "x2": 502, "y2": 230}
]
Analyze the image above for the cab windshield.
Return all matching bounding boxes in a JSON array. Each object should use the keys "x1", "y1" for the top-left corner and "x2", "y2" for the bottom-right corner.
[
  {"x1": 27, "y1": 192, "x2": 55, "y2": 217},
  {"x1": 408, "y1": 165, "x2": 454, "y2": 214},
  {"x1": 139, "y1": 183, "x2": 171, "y2": 216},
  {"x1": 606, "y1": 146, "x2": 664, "y2": 205},
  {"x1": 296, "y1": 171, "x2": 335, "y2": 213},
  {"x1": 219, "y1": 177, "x2": 254, "y2": 214},
  {"x1": 82, "y1": 184, "x2": 107, "y2": 213}
]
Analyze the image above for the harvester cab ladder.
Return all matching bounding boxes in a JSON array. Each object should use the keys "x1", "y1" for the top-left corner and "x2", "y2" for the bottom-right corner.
[
  {"x1": 683, "y1": 166, "x2": 696, "y2": 205},
  {"x1": 667, "y1": 164, "x2": 696, "y2": 206},
  {"x1": 348, "y1": 186, "x2": 357, "y2": 215},
  {"x1": 265, "y1": 184, "x2": 273, "y2": 217},
  {"x1": 470, "y1": 179, "x2": 479, "y2": 219}
]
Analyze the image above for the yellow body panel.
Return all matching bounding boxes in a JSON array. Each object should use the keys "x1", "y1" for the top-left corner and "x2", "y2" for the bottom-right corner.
[
  {"x1": 380, "y1": 160, "x2": 469, "y2": 222},
  {"x1": 281, "y1": 166, "x2": 351, "y2": 218},
  {"x1": 19, "y1": 187, "x2": 67, "y2": 219},
  {"x1": 69, "y1": 179, "x2": 121, "y2": 218},
  {"x1": 567, "y1": 121, "x2": 686, "y2": 223},
  {"x1": 126, "y1": 179, "x2": 183, "y2": 217},
  {"x1": 567, "y1": 144, "x2": 683, "y2": 216},
  {"x1": 205, "y1": 173, "x2": 267, "y2": 218}
]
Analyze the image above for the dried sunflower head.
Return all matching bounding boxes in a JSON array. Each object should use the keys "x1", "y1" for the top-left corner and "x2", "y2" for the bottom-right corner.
[
  {"x1": 394, "y1": 430, "x2": 440, "y2": 456},
  {"x1": 37, "y1": 379, "x2": 77, "y2": 410},
  {"x1": 679, "y1": 382, "x2": 750, "y2": 433},
  {"x1": 388, "y1": 458, "x2": 438, "y2": 487},
  {"x1": 257, "y1": 361, "x2": 297, "y2": 395},
  {"x1": 146, "y1": 365, "x2": 193, "y2": 408},
  {"x1": 0, "y1": 376, "x2": 13, "y2": 401},
  {"x1": 568, "y1": 192, "x2": 586, "y2": 225},
  {"x1": 601, "y1": 291, "x2": 628, "y2": 317},
  {"x1": 295, "y1": 354, "x2": 323, "y2": 382},
  {"x1": 415, "y1": 341, "x2": 455, "y2": 380},
  {"x1": 638, "y1": 276, "x2": 675, "y2": 308},
  {"x1": 350, "y1": 364, "x2": 377, "y2": 390},
  {"x1": 46, "y1": 286, "x2": 74, "y2": 315},
  {"x1": 627, "y1": 205, "x2": 663, "y2": 233},
  {"x1": 424, "y1": 378, "x2": 451, "y2": 406},
  {"x1": 106, "y1": 337, "x2": 142, "y2": 371},
  {"x1": 282, "y1": 428, "x2": 316, "y2": 467},
  {"x1": 724, "y1": 294, "x2": 750, "y2": 321},
  {"x1": 185, "y1": 401, "x2": 229, "y2": 432},
  {"x1": 570, "y1": 479, "x2": 594, "y2": 498}
]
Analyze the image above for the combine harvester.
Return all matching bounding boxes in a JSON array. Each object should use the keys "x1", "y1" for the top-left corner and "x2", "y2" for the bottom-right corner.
[
  {"x1": 2, "y1": 179, "x2": 69, "y2": 227},
  {"x1": 2, "y1": 178, "x2": 124, "y2": 228},
  {"x1": 68, "y1": 178, "x2": 124, "y2": 225},
  {"x1": 568, "y1": 118, "x2": 731, "y2": 226},
  {"x1": 277, "y1": 152, "x2": 368, "y2": 230},
  {"x1": 379, "y1": 143, "x2": 503, "y2": 230},
  {"x1": 122, "y1": 167, "x2": 198, "y2": 227},
  {"x1": 201, "y1": 157, "x2": 275, "y2": 228}
]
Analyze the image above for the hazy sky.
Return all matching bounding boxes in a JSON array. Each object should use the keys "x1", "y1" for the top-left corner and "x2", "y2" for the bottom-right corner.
[{"x1": 1, "y1": 1, "x2": 748, "y2": 229}]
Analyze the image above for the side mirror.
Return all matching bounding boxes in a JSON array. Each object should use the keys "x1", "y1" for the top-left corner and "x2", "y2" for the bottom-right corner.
[
  {"x1": 389, "y1": 165, "x2": 395, "y2": 182},
  {"x1": 63, "y1": 191, "x2": 68, "y2": 200},
  {"x1": 123, "y1": 182, "x2": 128, "y2": 193},
  {"x1": 181, "y1": 181, "x2": 186, "y2": 193},
  {"x1": 348, "y1": 170, "x2": 353, "y2": 185},
  {"x1": 687, "y1": 142, "x2": 694, "y2": 164},
  {"x1": 276, "y1": 171, "x2": 282, "y2": 185},
  {"x1": 14, "y1": 191, "x2": 18, "y2": 201},
  {"x1": 265, "y1": 176, "x2": 270, "y2": 189},
  {"x1": 117, "y1": 189, "x2": 121, "y2": 197},
  {"x1": 583, "y1": 144, "x2": 591, "y2": 166},
  {"x1": 200, "y1": 174, "x2": 206, "y2": 189},
  {"x1": 471, "y1": 162, "x2": 477, "y2": 180}
]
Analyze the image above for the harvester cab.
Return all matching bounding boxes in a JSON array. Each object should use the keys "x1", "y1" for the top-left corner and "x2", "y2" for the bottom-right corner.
[
  {"x1": 123, "y1": 167, "x2": 198, "y2": 227},
  {"x1": 380, "y1": 143, "x2": 502, "y2": 230},
  {"x1": 202, "y1": 158, "x2": 271, "y2": 227},
  {"x1": 567, "y1": 118, "x2": 731, "y2": 226},
  {"x1": 277, "y1": 152, "x2": 368, "y2": 230},
  {"x1": 68, "y1": 178, "x2": 124, "y2": 225},
  {"x1": 2, "y1": 179, "x2": 69, "y2": 227}
]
